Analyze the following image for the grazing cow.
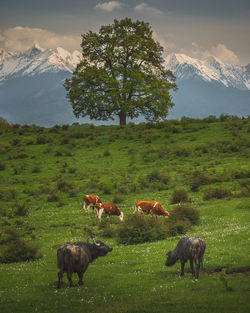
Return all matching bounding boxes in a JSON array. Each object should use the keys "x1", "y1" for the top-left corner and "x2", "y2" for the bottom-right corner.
[
  {"x1": 82, "y1": 195, "x2": 102, "y2": 214},
  {"x1": 57, "y1": 238, "x2": 112, "y2": 289},
  {"x1": 165, "y1": 237, "x2": 206, "y2": 279},
  {"x1": 95, "y1": 202, "x2": 124, "y2": 222},
  {"x1": 135, "y1": 201, "x2": 169, "y2": 217}
]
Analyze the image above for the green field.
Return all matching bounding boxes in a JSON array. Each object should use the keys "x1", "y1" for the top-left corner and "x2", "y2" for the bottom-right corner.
[{"x1": 0, "y1": 116, "x2": 250, "y2": 313}]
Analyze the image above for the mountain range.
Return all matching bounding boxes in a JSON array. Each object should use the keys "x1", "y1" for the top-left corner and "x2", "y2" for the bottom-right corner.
[{"x1": 0, "y1": 45, "x2": 249, "y2": 126}]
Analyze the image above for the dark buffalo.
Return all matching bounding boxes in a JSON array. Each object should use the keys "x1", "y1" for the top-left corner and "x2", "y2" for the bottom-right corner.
[
  {"x1": 165, "y1": 237, "x2": 206, "y2": 279},
  {"x1": 57, "y1": 239, "x2": 112, "y2": 288}
]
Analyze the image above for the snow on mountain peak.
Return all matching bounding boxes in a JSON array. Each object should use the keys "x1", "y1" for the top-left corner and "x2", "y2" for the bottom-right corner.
[
  {"x1": 165, "y1": 53, "x2": 250, "y2": 90},
  {"x1": 0, "y1": 47, "x2": 249, "y2": 91},
  {"x1": 0, "y1": 46, "x2": 82, "y2": 84}
]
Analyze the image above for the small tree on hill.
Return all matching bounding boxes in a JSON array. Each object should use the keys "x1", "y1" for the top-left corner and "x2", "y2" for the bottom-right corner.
[{"x1": 65, "y1": 18, "x2": 177, "y2": 125}]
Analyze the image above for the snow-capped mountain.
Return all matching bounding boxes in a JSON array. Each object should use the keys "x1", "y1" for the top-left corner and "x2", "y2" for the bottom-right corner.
[
  {"x1": 0, "y1": 45, "x2": 81, "y2": 85},
  {"x1": 0, "y1": 46, "x2": 249, "y2": 126},
  {"x1": 164, "y1": 53, "x2": 250, "y2": 90}
]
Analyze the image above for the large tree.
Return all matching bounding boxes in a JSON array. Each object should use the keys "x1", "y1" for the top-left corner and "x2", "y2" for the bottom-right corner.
[{"x1": 65, "y1": 18, "x2": 177, "y2": 125}]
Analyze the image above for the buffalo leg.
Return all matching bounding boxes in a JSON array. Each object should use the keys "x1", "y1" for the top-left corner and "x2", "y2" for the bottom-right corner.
[
  {"x1": 195, "y1": 259, "x2": 200, "y2": 279},
  {"x1": 180, "y1": 261, "x2": 185, "y2": 276},
  {"x1": 77, "y1": 272, "x2": 84, "y2": 286},
  {"x1": 57, "y1": 271, "x2": 63, "y2": 289},
  {"x1": 190, "y1": 258, "x2": 195, "y2": 276},
  {"x1": 67, "y1": 271, "x2": 74, "y2": 287}
]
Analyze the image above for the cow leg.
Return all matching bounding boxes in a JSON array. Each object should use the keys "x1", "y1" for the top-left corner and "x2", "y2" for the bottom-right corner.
[
  {"x1": 94, "y1": 208, "x2": 99, "y2": 221},
  {"x1": 57, "y1": 270, "x2": 63, "y2": 289},
  {"x1": 133, "y1": 206, "x2": 138, "y2": 214},
  {"x1": 194, "y1": 258, "x2": 200, "y2": 279},
  {"x1": 98, "y1": 208, "x2": 104, "y2": 221},
  {"x1": 190, "y1": 258, "x2": 195, "y2": 276},
  {"x1": 83, "y1": 201, "x2": 86, "y2": 214},
  {"x1": 67, "y1": 271, "x2": 74, "y2": 287},
  {"x1": 77, "y1": 272, "x2": 84, "y2": 286},
  {"x1": 180, "y1": 261, "x2": 185, "y2": 277},
  {"x1": 137, "y1": 206, "x2": 143, "y2": 215}
]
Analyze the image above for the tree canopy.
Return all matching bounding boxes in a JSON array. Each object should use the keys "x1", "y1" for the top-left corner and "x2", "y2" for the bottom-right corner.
[{"x1": 65, "y1": 18, "x2": 177, "y2": 125}]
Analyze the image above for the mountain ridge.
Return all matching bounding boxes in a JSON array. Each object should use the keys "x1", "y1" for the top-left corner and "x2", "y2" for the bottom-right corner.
[
  {"x1": 0, "y1": 45, "x2": 81, "y2": 84},
  {"x1": 164, "y1": 53, "x2": 250, "y2": 90},
  {"x1": 0, "y1": 46, "x2": 249, "y2": 126}
]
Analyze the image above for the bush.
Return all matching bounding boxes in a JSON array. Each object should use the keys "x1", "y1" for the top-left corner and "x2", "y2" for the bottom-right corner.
[
  {"x1": 146, "y1": 170, "x2": 170, "y2": 190},
  {"x1": 188, "y1": 170, "x2": 211, "y2": 191},
  {"x1": 0, "y1": 162, "x2": 6, "y2": 170},
  {"x1": 14, "y1": 203, "x2": 28, "y2": 216},
  {"x1": 166, "y1": 220, "x2": 191, "y2": 237},
  {"x1": 36, "y1": 134, "x2": 48, "y2": 144},
  {"x1": 103, "y1": 149, "x2": 111, "y2": 157},
  {"x1": 168, "y1": 205, "x2": 200, "y2": 225},
  {"x1": 171, "y1": 188, "x2": 191, "y2": 204},
  {"x1": 203, "y1": 187, "x2": 232, "y2": 200},
  {"x1": 0, "y1": 189, "x2": 18, "y2": 201},
  {"x1": 117, "y1": 214, "x2": 167, "y2": 245},
  {"x1": 16, "y1": 151, "x2": 28, "y2": 159},
  {"x1": 47, "y1": 191, "x2": 61, "y2": 202},
  {"x1": 31, "y1": 164, "x2": 41, "y2": 173},
  {"x1": 0, "y1": 227, "x2": 42, "y2": 263},
  {"x1": 112, "y1": 194, "x2": 124, "y2": 203},
  {"x1": 98, "y1": 219, "x2": 118, "y2": 238}
]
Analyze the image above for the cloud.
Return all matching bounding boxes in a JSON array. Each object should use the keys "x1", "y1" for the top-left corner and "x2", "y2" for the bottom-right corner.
[
  {"x1": 188, "y1": 42, "x2": 239, "y2": 64},
  {"x1": 96, "y1": 1, "x2": 123, "y2": 12},
  {"x1": 0, "y1": 26, "x2": 81, "y2": 53},
  {"x1": 134, "y1": 2, "x2": 164, "y2": 17},
  {"x1": 205, "y1": 44, "x2": 239, "y2": 65},
  {"x1": 152, "y1": 31, "x2": 176, "y2": 55}
]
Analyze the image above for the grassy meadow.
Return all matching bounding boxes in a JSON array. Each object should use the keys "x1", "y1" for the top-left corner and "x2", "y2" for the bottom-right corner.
[{"x1": 0, "y1": 115, "x2": 250, "y2": 313}]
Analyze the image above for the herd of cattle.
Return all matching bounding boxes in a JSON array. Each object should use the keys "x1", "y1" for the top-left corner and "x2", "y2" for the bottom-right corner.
[
  {"x1": 82, "y1": 194, "x2": 169, "y2": 221},
  {"x1": 57, "y1": 194, "x2": 206, "y2": 288}
]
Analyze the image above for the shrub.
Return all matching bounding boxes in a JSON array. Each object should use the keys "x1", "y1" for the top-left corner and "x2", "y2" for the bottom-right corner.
[
  {"x1": 47, "y1": 192, "x2": 61, "y2": 202},
  {"x1": 14, "y1": 203, "x2": 28, "y2": 216},
  {"x1": 36, "y1": 134, "x2": 48, "y2": 144},
  {"x1": 203, "y1": 187, "x2": 232, "y2": 200},
  {"x1": 103, "y1": 149, "x2": 111, "y2": 157},
  {"x1": 117, "y1": 214, "x2": 167, "y2": 245},
  {"x1": 146, "y1": 170, "x2": 170, "y2": 187},
  {"x1": 112, "y1": 194, "x2": 124, "y2": 203},
  {"x1": 171, "y1": 188, "x2": 191, "y2": 204},
  {"x1": 188, "y1": 170, "x2": 211, "y2": 191},
  {"x1": 166, "y1": 220, "x2": 191, "y2": 237},
  {"x1": 68, "y1": 167, "x2": 77, "y2": 174},
  {"x1": 0, "y1": 117, "x2": 11, "y2": 129},
  {"x1": 16, "y1": 151, "x2": 28, "y2": 159},
  {"x1": 98, "y1": 219, "x2": 118, "y2": 238},
  {"x1": 0, "y1": 162, "x2": 6, "y2": 170},
  {"x1": 146, "y1": 169, "x2": 161, "y2": 182},
  {"x1": 56, "y1": 179, "x2": 71, "y2": 192},
  {"x1": 0, "y1": 228, "x2": 42, "y2": 263},
  {"x1": 31, "y1": 164, "x2": 41, "y2": 173},
  {"x1": 168, "y1": 205, "x2": 200, "y2": 226},
  {"x1": 0, "y1": 189, "x2": 18, "y2": 201}
]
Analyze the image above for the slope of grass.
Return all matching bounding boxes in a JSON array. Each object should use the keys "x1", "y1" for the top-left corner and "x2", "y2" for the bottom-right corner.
[{"x1": 0, "y1": 116, "x2": 250, "y2": 313}]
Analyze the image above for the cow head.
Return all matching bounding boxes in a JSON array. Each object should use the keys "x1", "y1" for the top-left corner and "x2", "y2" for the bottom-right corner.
[
  {"x1": 94, "y1": 203, "x2": 103, "y2": 210},
  {"x1": 165, "y1": 250, "x2": 178, "y2": 266}
]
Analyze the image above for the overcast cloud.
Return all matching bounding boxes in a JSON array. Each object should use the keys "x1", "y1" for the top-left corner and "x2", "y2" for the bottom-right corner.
[{"x1": 0, "y1": 0, "x2": 249, "y2": 65}]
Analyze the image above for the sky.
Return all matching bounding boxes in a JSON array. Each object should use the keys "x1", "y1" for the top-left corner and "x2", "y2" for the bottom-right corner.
[{"x1": 0, "y1": 0, "x2": 249, "y2": 65}]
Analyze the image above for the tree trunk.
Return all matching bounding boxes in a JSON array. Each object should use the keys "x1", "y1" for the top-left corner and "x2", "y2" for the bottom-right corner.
[{"x1": 119, "y1": 112, "x2": 127, "y2": 126}]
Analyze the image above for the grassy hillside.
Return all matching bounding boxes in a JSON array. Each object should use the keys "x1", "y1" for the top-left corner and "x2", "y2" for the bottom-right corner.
[{"x1": 0, "y1": 116, "x2": 250, "y2": 313}]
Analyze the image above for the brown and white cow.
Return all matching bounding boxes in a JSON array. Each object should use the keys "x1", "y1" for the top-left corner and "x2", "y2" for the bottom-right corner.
[
  {"x1": 82, "y1": 195, "x2": 102, "y2": 214},
  {"x1": 135, "y1": 201, "x2": 169, "y2": 217},
  {"x1": 95, "y1": 202, "x2": 124, "y2": 222}
]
